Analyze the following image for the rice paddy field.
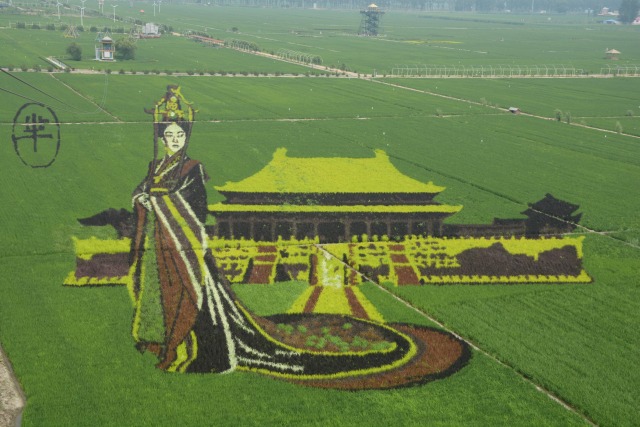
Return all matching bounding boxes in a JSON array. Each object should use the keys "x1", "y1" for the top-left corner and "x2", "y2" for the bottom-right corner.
[{"x1": 1, "y1": 4, "x2": 639, "y2": 426}]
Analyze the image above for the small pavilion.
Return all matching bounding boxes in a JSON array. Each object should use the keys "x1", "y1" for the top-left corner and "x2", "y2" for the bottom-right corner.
[
  {"x1": 605, "y1": 48, "x2": 620, "y2": 60},
  {"x1": 95, "y1": 36, "x2": 115, "y2": 61}
]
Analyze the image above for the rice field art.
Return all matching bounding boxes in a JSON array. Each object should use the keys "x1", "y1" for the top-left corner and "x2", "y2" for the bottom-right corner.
[
  {"x1": 1, "y1": 1, "x2": 639, "y2": 422},
  {"x1": 62, "y1": 85, "x2": 595, "y2": 392},
  {"x1": 61, "y1": 85, "x2": 473, "y2": 389}
]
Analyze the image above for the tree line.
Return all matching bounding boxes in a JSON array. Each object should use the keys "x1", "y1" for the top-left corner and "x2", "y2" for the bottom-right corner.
[{"x1": 184, "y1": 0, "x2": 637, "y2": 14}]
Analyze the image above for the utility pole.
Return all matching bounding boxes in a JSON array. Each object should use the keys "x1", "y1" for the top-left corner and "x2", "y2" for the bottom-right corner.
[{"x1": 112, "y1": 4, "x2": 118, "y2": 22}]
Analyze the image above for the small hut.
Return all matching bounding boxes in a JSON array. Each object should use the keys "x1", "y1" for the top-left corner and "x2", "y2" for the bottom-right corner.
[{"x1": 605, "y1": 48, "x2": 620, "y2": 60}]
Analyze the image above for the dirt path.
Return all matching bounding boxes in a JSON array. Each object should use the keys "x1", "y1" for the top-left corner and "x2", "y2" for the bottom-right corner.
[{"x1": 0, "y1": 345, "x2": 24, "y2": 427}]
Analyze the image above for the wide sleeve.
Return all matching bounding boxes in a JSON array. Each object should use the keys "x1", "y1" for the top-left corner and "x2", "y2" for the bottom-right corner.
[{"x1": 131, "y1": 162, "x2": 154, "y2": 206}]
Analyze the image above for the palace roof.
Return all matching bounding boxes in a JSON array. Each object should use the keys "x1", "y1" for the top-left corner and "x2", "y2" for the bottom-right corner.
[
  {"x1": 215, "y1": 148, "x2": 446, "y2": 194},
  {"x1": 209, "y1": 204, "x2": 462, "y2": 214}
]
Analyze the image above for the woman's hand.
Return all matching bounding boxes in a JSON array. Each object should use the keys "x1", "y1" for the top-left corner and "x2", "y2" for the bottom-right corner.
[{"x1": 134, "y1": 193, "x2": 152, "y2": 211}]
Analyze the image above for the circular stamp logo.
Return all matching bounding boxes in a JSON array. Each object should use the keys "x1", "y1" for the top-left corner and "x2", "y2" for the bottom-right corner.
[{"x1": 12, "y1": 103, "x2": 61, "y2": 168}]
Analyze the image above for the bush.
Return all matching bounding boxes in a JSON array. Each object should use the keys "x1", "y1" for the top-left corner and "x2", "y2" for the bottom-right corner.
[
  {"x1": 143, "y1": 70, "x2": 149, "y2": 74},
  {"x1": 20, "y1": 64, "x2": 28, "y2": 71},
  {"x1": 554, "y1": 109, "x2": 562, "y2": 122},
  {"x1": 16, "y1": 22, "x2": 26, "y2": 29},
  {"x1": 118, "y1": 69, "x2": 125, "y2": 74},
  {"x1": 31, "y1": 23, "x2": 40, "y2": 30},
  {"x1": 90, "y1": 26, "x2": 98, "y2": 32},
  {"x1": 165, "y1": 70, "x2": 173, "y2": 75},
  {"x1": 615, "y1": 121, "x2": 623, "y2": 134},
  {"x1": 33, "y1": 64, "x2": 41, "y2": 72},
  {"x1": 46, "y1": 65, "x2": 54, "y2": 72},
  {"x1": 105, "y1": 69, "x2": 112, "y2": 74},
  {"x1": 66, "y1": 43, "x2": 82, "y2": 61},
  {"x1": 115, "y1": 38, "x2": 137, "y2": 60},
  {"x1": 7, "y1": 65, "x2": 14, "y2": 71},
  {"x1": 46, "y1": 24, "x2": 55, "y2": 31}
]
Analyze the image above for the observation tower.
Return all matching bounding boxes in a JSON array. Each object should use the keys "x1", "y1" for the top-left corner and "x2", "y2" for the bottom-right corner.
[{"x1": 359, "y1": 3, "x2": 384, "y2": 36}]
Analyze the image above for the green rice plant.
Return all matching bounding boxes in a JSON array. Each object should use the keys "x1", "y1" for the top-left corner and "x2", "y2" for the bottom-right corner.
[{"x1": 1, "y1": 29, "x2": 640, "y2": 424}]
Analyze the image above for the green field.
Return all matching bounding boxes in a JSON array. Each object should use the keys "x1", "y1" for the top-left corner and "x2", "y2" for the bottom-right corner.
[
  {"x1": 385, "y1": 78, "x2": 640, "y2": 134},
  {"x1": 2, "y1": 5, "x2": 640, "y2": 73},
  {"x1": 1, "y1": 4, "x2": 640, "y2": 427}
]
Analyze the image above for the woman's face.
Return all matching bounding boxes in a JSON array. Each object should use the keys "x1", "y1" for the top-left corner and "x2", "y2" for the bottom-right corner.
[{"x1": 162, "y1": 122, "x2": 186, "y2": 155}]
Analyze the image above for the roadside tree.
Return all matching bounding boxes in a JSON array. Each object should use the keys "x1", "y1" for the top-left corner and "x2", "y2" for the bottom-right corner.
[
  {"x1": 619, "y1": 0, "x2": 640, "y2": 23},
  {"x1": 115, "y1": 38, "x2": 137, "y2": 60},
  {"x1": 66, "y1": 43, "x2": 82, "y2": 61}
]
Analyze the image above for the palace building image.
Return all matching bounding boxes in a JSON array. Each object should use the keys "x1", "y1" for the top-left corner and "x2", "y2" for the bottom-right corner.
[{"x1": 209, "y1": 148, "x2": 462, "y2": 243}]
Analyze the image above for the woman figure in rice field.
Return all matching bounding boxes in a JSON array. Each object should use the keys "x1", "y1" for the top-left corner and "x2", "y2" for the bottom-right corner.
[{"x1": 129, "y1": 85, "x2": 417, "y2": 378}]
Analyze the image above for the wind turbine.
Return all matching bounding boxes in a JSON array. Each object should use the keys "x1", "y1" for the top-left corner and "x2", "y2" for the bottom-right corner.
[
  {"x1": 112, "y1": 4, "x2": 117, "y2": 22},
  {"x1": 80, "y1": 0, "x2": 86, "y2": 27},
  {"x1": 153, "y1": 1, "x2": 156, "y2": 16},
  {"x1": 56, "y1": 1, "x2": 62, "y2": 19}
]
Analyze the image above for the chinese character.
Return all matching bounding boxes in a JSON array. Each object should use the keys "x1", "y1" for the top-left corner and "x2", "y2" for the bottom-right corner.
[
  {"x1": 12, "y1": 103, "x2": 60, "y2": 168},
  {"x1": 16, "y1": 112, "x2": 53, "y2": 153}
]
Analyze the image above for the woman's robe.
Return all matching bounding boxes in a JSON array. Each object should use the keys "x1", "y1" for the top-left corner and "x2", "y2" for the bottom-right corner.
[{"x1": 129, "y1": 152, "x2": 416, "y2": 377}]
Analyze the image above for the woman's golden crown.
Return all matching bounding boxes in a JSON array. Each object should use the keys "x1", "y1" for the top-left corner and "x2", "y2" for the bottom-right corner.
[{"x1": 146, "y1": 85, "x2": 196, "y2": 123}]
